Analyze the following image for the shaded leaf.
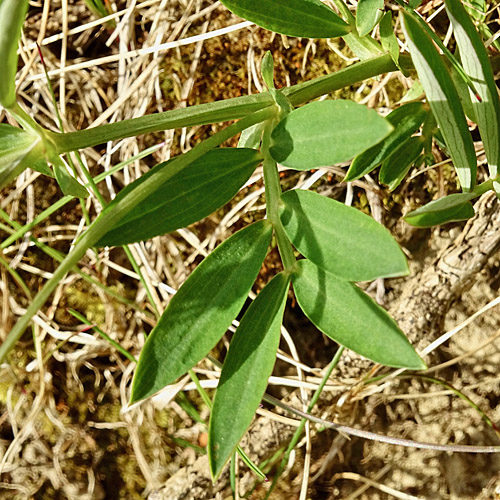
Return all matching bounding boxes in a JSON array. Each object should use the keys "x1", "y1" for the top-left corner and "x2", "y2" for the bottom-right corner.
[
  {"x1": 270, "y1": 100, "x2": 393, "y2": 170},
  {"x1": 219, "y1": 0, "x2": 350, "y2": 38},
  {"x1": 356, "y1": 0, "x2": 384, "y2": 37},
  {"x1": 280, "y1": 189, "x2": 408, "y2": 281},
  {"x1": 97, "y1": 148, "x2": 262, "y2": 247},
  {"x1": 379, "y1": 135, "x2": 425, "y2": 190},
  {"x1": 345, "y1": 101, "x2": 427, "y2": 181},
  {"x1": 404, "y1": 193, "x2": 477, "y2": 227},
  {"x1": 445, "y1": 0, "x2": 500, "y2": 178},
  {"x1": 293, "y1": 259, "x2": 425, "y2": 369},
  {"x1": 208, "y1": 272, "x2": 289, "y2": 479},
  {"x1": 0, "y1": 0, "x2": 29, "y2": 108},
  {"x1": 54, "y1": 161, "x2": 89, "y2": 198},
  {"x1": 402, "y1": 11, "x2": 477, "y2": 191},
  {"x1": 130, "y1": 220, "x2": 273, "y2": 403},
  {"x1": 0, "y1": 124, "x2": 41, "y2": 189}
]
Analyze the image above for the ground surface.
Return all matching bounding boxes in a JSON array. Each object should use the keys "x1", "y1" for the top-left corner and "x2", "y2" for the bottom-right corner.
[{"x1": 1, "y1": 1, "x2": 500, "y2": 499}]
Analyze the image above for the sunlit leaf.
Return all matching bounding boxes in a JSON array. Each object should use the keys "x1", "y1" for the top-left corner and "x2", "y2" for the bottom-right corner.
[
  {"x1": 270, "y1": 100, "x2": 393, "y2": 170},
  {"x1": 356, "y1": 0, "x2": 384, "y2": 37},
  {"x1": 130, "y1": 220, "x2": 273, "y2": 403},
  {"x1": 345, "y1": 101, "x2": 427, "y2": 181},
  {"x1": 208, "y1": 272, "x2": 289, "y2": 479},
  {"x1": 97, "y1": 148, "x2": 262, "y2": 247},
  {"x1": 404, "y1": 192, "x2": 477, "y2": 227},
  {"x1": 237, "y1": 122, "x2": 264, "y2": 149},
  {"x1": 280, "y1": 189, "x2": 408, "y2": 281},
  {"x1": 402, "y1": 11, "x2": 477, "y2": 191},
  {"x1": 219, "y1": 0, "x2": 350, "y2": 38},
  {"x1": 379, "y1": 135, "x2": 424, "y2": 191},
  {"x1": 445, "y1": 0, "x2": 500, "y2": 178},
  {"x1": 0, "y1": 0, "x2": 29, "y2": 108},
  {"x1": 293, "y1": 259, "x2": 425, "y2": 369}
]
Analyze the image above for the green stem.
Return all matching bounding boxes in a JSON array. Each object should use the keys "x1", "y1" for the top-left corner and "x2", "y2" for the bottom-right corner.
[
  {"x1": 261, "y1": 120, "x2": 296, "y2": 271},
  {"x1": 48, "y1": 54, "x2": 400, "y2": 153},
  {"x1": 0, "y1": 107, "x2": 274, "y2": 363}
]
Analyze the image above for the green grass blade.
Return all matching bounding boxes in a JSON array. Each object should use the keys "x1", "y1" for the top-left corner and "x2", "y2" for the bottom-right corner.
[
  {"x1": 96, "y1": 148, "x2": 262, "y2": 246},
  {"x1": 444, "y1": 0, "x2": 500, "y2": 178},
  {"x1": 130, "y1": 220, "x2": 273, "y2": 403},
  {"x1": 293, "y1": 259, "x2": 425, "y2": 369},
  {"x1": 270, "y1": 100, "x2": 393, "y2": 171},
  {"x1": 219, "y1": 0, "x2": 350, "y2": 38},
  {"x1": 402, "y1": 10, "x2": 477, "y2": 191},
  {"x1": 208, "y1": 272, "x2": 290, "y2": 479},
  {"x1": 280, "y1": 189, "x2": 408, "y2": 281}
]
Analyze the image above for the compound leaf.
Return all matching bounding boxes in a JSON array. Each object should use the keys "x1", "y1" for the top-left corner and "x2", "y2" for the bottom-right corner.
[
  {"x1": 130, "y1": 220, "x2": 273, "y2": 403},
  {"x1": 402, "y1": 11, "x2": 477, "y2": 191},
  {"x1": 208, "y1": 272, "x2": 289, "y2": 479},
  {"x1": 219, "y1": 0, "x2": 350, "y2": 38},
  {"x1": 280, "y1": 189, "x2": 408, "y2": 281},
  {"x1": 270, "y1": 100, "x2": 393, "y2": 170},
  {"x1": 97, "y1": 148, "x2": 262, "y2": 247},
  {"x1": 345, "y1": 101, "x2": 427, "y2": 181},
  {"x1": 293, "y1": 259, "x2": 425, "y2": 369}
]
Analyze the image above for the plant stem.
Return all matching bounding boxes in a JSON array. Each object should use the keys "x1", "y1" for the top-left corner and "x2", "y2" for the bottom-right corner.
[
  {"x1": 48, "y1": 54, "x2": 401, "y2": 153},
  {"x1": 0, "y1": 107, "x2": 274, "y2": 363},
  {"x1": 261, "y1": 120, "x2": 296, "y2": 271}
]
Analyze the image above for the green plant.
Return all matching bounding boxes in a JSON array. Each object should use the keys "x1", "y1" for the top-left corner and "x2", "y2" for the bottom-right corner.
[{"x1": 1, "y1": 0, "x2": 499, "y2": 482}]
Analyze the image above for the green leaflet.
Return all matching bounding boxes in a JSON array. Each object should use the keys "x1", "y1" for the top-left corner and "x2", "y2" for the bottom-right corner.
[
  {"x1": 219, "y1": 0, "x2": 350, "y2": 38},
  {"x1": 208, "y1": 272, "x2": 289, "y2": 479},
  {"x1": 269, "y1": 100, "x2": 393, "y2": 171},
  {"x1": 356, "y1": 0, "x2": 384, "y2": 37},
  {"x1": 402, "y1": 11, "x2": 477, "y2": 192},
  {"x1": 0, "y1": 0, "x2": 29, "y2": 108},
  {"x1": 261, "y1": 51, "x2": 275, "y2": 90},
  {"x1": 344, "y1": 101, "x2": 427, "y2": 181},
  {"x1": 404, "y1": 192, "x2": 477, "y2": 227},
  {"x1": 293, "y1": 260, "x2": 425, "y2": 369},
  {"x1": 279, "y1": 189, "x2": 408, "y2": 281},
  {"x1": 380, "y1": 11, "x2": 401, "y2": 68},
  {"x1": 0, "y1": 125, "x2": 42, "y2": 189},
  {"x1": 237, "y1": 122, "x2": 264, "y2": 149},
  {"x1": 53, "y1": 160, "x2": 89, "y2": 198},
  {"x1": 97, "y1": 148, "x2": 262, "y2": 247},
  {"x1": 130, "y1": 220, "x2": 273, "y2": 403},
  {"x1": 444, "y1": 0, "x2": 500, "y2": 178},
  {"x1": 379, "y1": 135, "x2": 425, "y2": 191}
]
